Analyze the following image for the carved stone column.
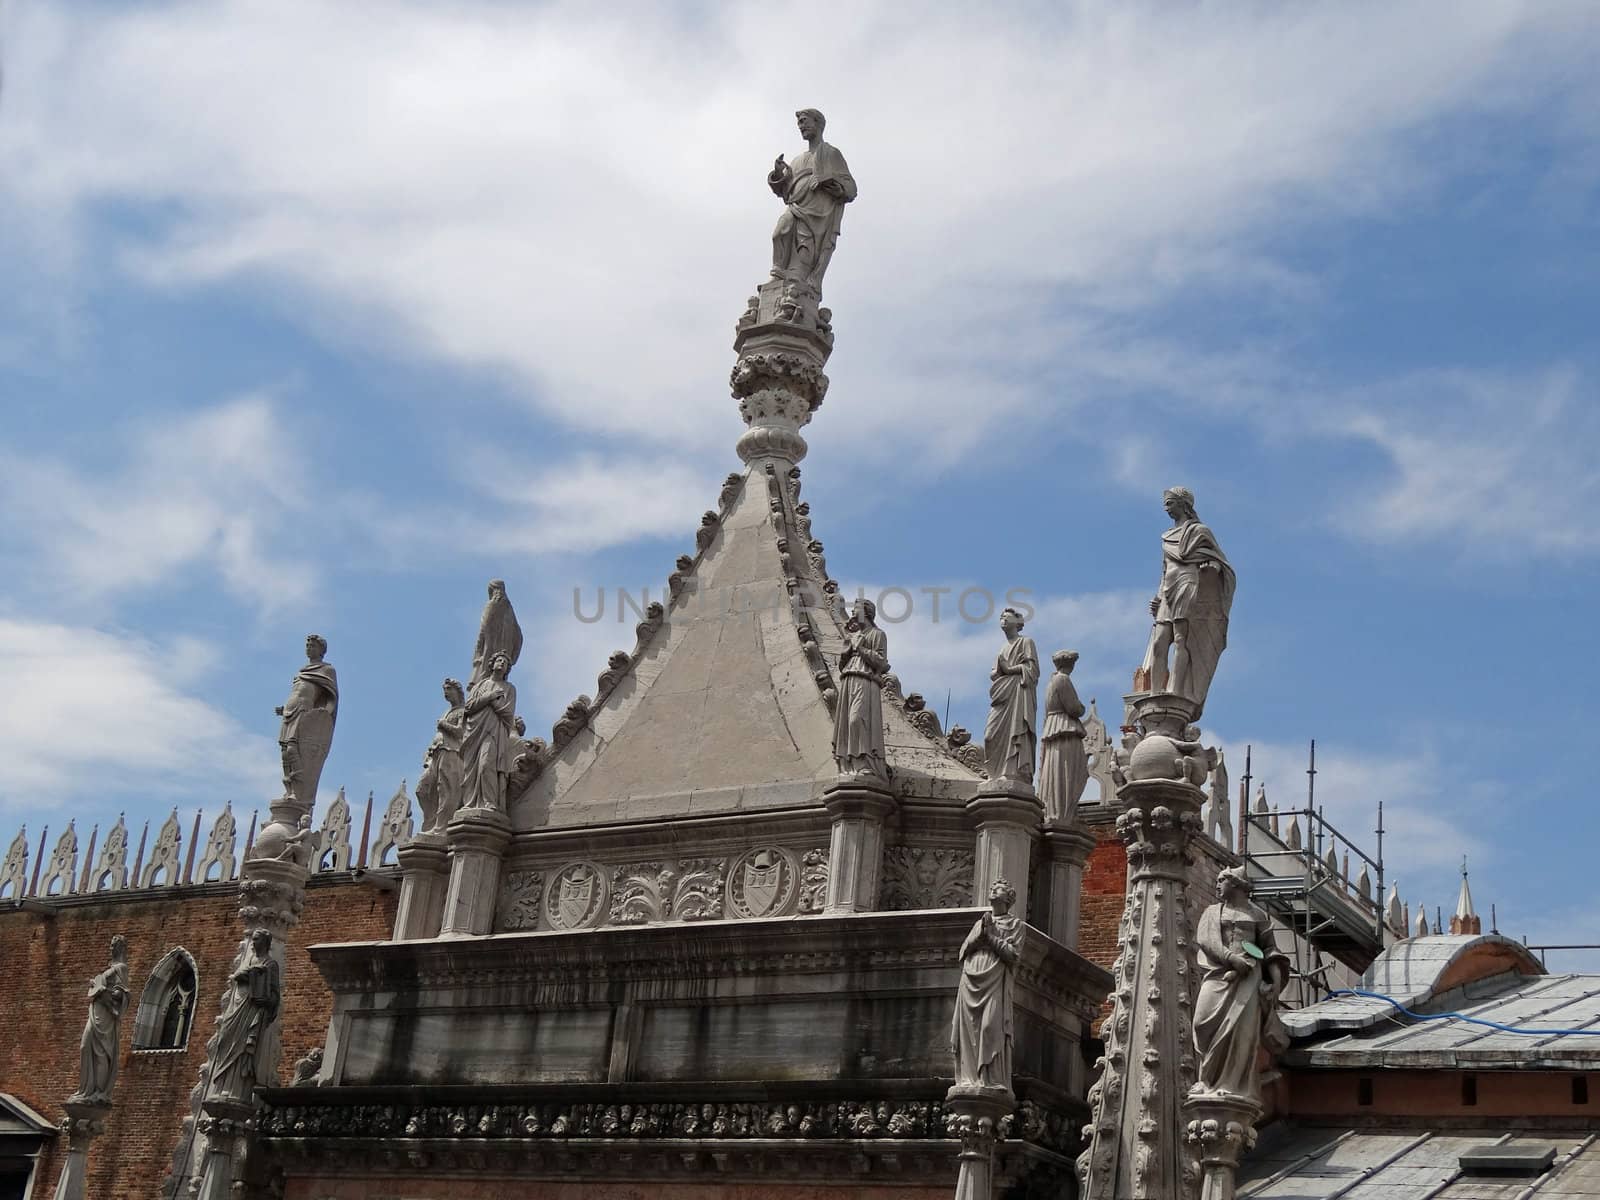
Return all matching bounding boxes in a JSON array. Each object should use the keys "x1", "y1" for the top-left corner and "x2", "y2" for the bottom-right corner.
[
  {"x1": 822, "y1": 777, "x2": 895, "y2": 912},
  {"x1": 1037, "y1": 820, "x2": 1096, "y2": 947},
  {"x1": 732, "y1": 281, "x2": 831, "y2": 469},
  {"x1": 967, "y1": 780, "x2": 1043, "y2": 925},
  {"x1": 944, "y1": 1088, "x2": 1014, "y2": 1200},
  {"x1": 51, "y1": 1101, "x2": 108, "y2": 1200},
  {"x1": 164, "y1": 854, "x2": 307, "y2": 1200},
  {"x1": 439, "y1": 807, "x2": 512, "y2": 936},
  {"x1": 393, "y1": 831, "x2": 449, "y2": 939},
  {"x1": 1183, "y1": 1093, "x2": 1262, "y2": 1200},
  {"x1": 191, "y1": 1098, "x2": 255, "y2": 1200},
  {"x1": 1079, "y1": 693, "x2": 1205, "y2": 1200}
]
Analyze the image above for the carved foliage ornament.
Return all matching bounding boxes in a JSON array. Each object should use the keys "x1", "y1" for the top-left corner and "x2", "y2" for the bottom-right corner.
[{"x1": 881, "y1": 846, "x2": 974, "y2": 911}]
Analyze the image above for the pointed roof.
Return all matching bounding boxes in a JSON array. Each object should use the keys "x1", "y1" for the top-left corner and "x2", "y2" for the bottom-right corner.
[
  {"x1": 1455, "y1": 864, "x2": 1476, "y2": 922},
  {"x1": 512, "y1": 464, "x2": 981, "y2": 831}
]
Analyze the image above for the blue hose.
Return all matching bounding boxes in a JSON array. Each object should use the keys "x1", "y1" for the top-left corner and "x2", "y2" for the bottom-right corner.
[{"x1": 1325, "y1": 987, "x2": 1600, "y2": 1038}]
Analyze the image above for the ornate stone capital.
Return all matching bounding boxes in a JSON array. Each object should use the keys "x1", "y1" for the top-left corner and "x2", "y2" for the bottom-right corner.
[{"x1": 238, "y1": 857, "x2": 309, "y2": 935}]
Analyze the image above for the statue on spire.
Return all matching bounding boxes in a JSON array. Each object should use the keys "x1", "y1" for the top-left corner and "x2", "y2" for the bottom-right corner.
[
  {"x1": 1137, "y1": 487, "x2": 1235, "y2": 715},
  {"x1": 769, "y1": 108, "x2": 856, "y2": 313}
]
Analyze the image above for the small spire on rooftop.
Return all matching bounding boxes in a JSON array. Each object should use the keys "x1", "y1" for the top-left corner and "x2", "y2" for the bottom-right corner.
[{"x1": 1450, "y1": 855, "x2": 1481, "y2": 935}]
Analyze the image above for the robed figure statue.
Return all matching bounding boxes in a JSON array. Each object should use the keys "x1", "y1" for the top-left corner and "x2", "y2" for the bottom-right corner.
[
  {"x1": 984, "y1": 608, "x2": 1039, "y2": 784},
  {"x1": 461, "y1": 651, "x2": 517, "y2": 812},
  {"x1": 951, "y1": 879, "x2": 1026, "y2": 1094},
  {"x1": 769, "y1": 109, "x2": 856, "y2": 296},
  {"x1": 832, "y1": 598, "x2": 889, "y2": 779},
  {"x1": 275, "y1": 634, "x2": 338, "y2": 807},
  {"x1": 1038, "y1": 650, "x2": 1088, "y2": 823},
  {"x1": 1192, "y1": 868, "x2": 1290, "y2": 1101},
  {"x1": 69, "y1": 935, "x2": 130, "y2": 1105},
  {"x1": 208, "y1": 929, "x2": 282, "y2": 1103},
  {"x1": 1139, "y1": 487, "x2": 1236, "y2": 713},
  {"x1": 416, "y1": 678, "x2": 467, "y2": 832},
  {"x1": 471, "y1": 579, "x2": 523, "y2": 686}
]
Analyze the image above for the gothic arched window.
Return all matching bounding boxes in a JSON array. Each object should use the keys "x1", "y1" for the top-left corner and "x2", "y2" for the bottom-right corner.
[{"x1": 132, "y1": 948, "x2": 198, "y2": 1051}]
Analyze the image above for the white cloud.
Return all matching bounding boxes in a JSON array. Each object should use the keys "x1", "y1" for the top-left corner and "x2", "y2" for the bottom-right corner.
[
  {"x1": 0, "y1": 618, "x2": 277, "y2": 811},
  {"x1": 4, "y1": 0, "x2": 1597, "y2": 466},
  {"x1": 0, "y1": 393, "x2": 316, "y2": 616},
  {"x1": 1328, "y1": 366, "x2": 1600, "y2": 558}
]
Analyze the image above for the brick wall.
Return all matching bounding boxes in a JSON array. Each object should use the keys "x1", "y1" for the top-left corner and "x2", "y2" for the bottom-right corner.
[{"x1": 0, "y1": 876, "x2": 395, "y2": 1200}]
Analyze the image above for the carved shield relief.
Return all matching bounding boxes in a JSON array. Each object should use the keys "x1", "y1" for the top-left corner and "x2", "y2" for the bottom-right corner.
[
  {"x1": 545, "y1": 862, "x2": 607, "y2": 930},
  {"x1": 726, "y1": 846, "x2": 798, "y2": 919}
]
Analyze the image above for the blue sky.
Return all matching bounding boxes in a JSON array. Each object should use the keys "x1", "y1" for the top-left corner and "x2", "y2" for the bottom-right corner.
[{"x1": 1, "y1": 1, "x2": 1597, "y2": 962}]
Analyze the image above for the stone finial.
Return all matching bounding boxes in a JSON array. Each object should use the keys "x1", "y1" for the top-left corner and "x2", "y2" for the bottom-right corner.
[
  {"x1": 370, "y1": 785, "x2": 414, "y2": 867},
  {"x1": 139, "y1": 810, "x2": 181, "y2": 887},
  {"x1": 40, "y1": 821, "x2": 80, "y2": 897},
  {"x1": 1450, "y1": 859, "x2": 1482, "y2": 935},
  {"x1": 1384, "y1": 881, "x2": 1404, "y2": 936},
  {"x1": 1135, "y1": 487, "x2": 1236, "y2": 717},
  {"x1": 1253, "y1": 783, "x2": 1269, "y2": 815},
  {"x1": 88, "y1": 816, "x2": 130, "y2": 892},
  {"x1": 1285, "y1": 812, "x2": 1302, "y2": 850},
  {"x1": 0, "y1": 826, "x2": 27, "y2": 900},
  {"x1": 1356, "y1": 861, "x2": 1372, "y2": 901},
  {"x1": 1415, "y1": 908, "x2": 1430, "y2": 937},
  {"x1": 316, "y1": 788, "x2": 353, "y2": 872},
  {"x1": 195, "y1": 804, "x2": 238, "y2": 884}
]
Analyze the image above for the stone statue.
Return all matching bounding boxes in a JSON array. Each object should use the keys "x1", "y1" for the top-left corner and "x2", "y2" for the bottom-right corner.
[
  {"x1": 68, "y1": 935, "x2": 129, "y2": 1105},
  {"x1": 1138, "y1": 487, "x2": 1235, "y2": 713},
  {"x1": 275, "y1": 634, "x2": 339, "y2": 807},
  {"x1": 1038, "y1": 650, "x2": 1088, "y2": 823},
  {"x1": 1192, "y1": 868, "x2": 1290, "y2": 1101},
  {"x1": 1207, "y1": 748, "x2": 1233, "y2": 845},
  {"x1": 207, "y1": 929, "x2": 282, "y2": 1103},
  {"x1": 290, "y1": 1046, "x2": 323, "y2": 1087},
  {"x1": 983, "y1": 608, "x2": 1039, "y2": 784},
  {"x1": 415, "y1": 678, "x2": 466, "y2": 832},
  {"x1": 470, "y1": 579, "x2": 523, "y2": 686},
  {"x1": 460, "y1": 651, "x2": 517, "y2": 812},
  {"x1": 831, "y1": 597, "x2": 889, "y2": 779},
  {"x1": 951, "y1": 879, "x2": 1025, "y2": 1094},
  {"x1": 769, "y1": 109, "x2": 856, "y2": 302}
]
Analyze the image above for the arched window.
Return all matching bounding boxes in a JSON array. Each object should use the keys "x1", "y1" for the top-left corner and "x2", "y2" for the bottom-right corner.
[{"x1": 132, "y1": 948, "x2": 198, "y2": 1051}]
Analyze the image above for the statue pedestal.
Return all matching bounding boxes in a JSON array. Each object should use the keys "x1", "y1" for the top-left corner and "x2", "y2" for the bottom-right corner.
[
  {"x1": 967, "y1": 780, "x2": 1043, "y2": 920},
  {"x1": 944, "y1": 1086, "x2": 1014, "y2": 1200},
  {"x1": 1037, "y1": 821, "x2": 1096, "y2": 948},
  {"x1": 393, "y1": 832, "x2": 449, "y2": 940},
  {"x1": 1079, "y1": 697, "x2": 1205, "y2": 1200},
  {"x1": 51, "y1": 1101, "x2": 108, "y2": 1200},
  {"x1": 822, "y1": 776, "x2": 895, "y2": 913},
  {"x1": 440, "y1": 808, "x2": 512, "y2": 937},
  {"x1": 1184, "y1": 1091, "x2": 1263, "y2": 1200}
]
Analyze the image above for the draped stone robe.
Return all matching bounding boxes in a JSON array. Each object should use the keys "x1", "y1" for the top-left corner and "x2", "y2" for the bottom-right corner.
[
  {"x1": 417, "y1": 701, "x2": 466, "y2": 832},
  {"x1": 1143, "y1": 517, "x2": 1235, "y2": 706},
  {"x1": 772, "y1": 140, "x2": 857, "y2": 289},
  {"x1": 208, "y1": 946, "x2": 282, "y2": 1103},
  {"x1": 832, "y1": 624, "x2": 888, "y2": 778},
  {"x1": 1192, "y1": 899, "x2": 1289, "y2": 1100},
  {"x1": 278, "y1": 660, "x2": 338, "y2": 806},
  {"x1": 1038, "y1": 670, "x2": 1087, "y2": 823},
  {"x1": 951, "y1": 911, "x2": 1025, "y2": 1091},
  {"x1": 72, "y1": 960, "x2": 129, "y2": 1104},
  {"x1": 461, "y1": 676, "x2": 517, "y2": 812},
  {"x1": 984, "y1": 636, "x2": 1039, "y2": 783}
]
